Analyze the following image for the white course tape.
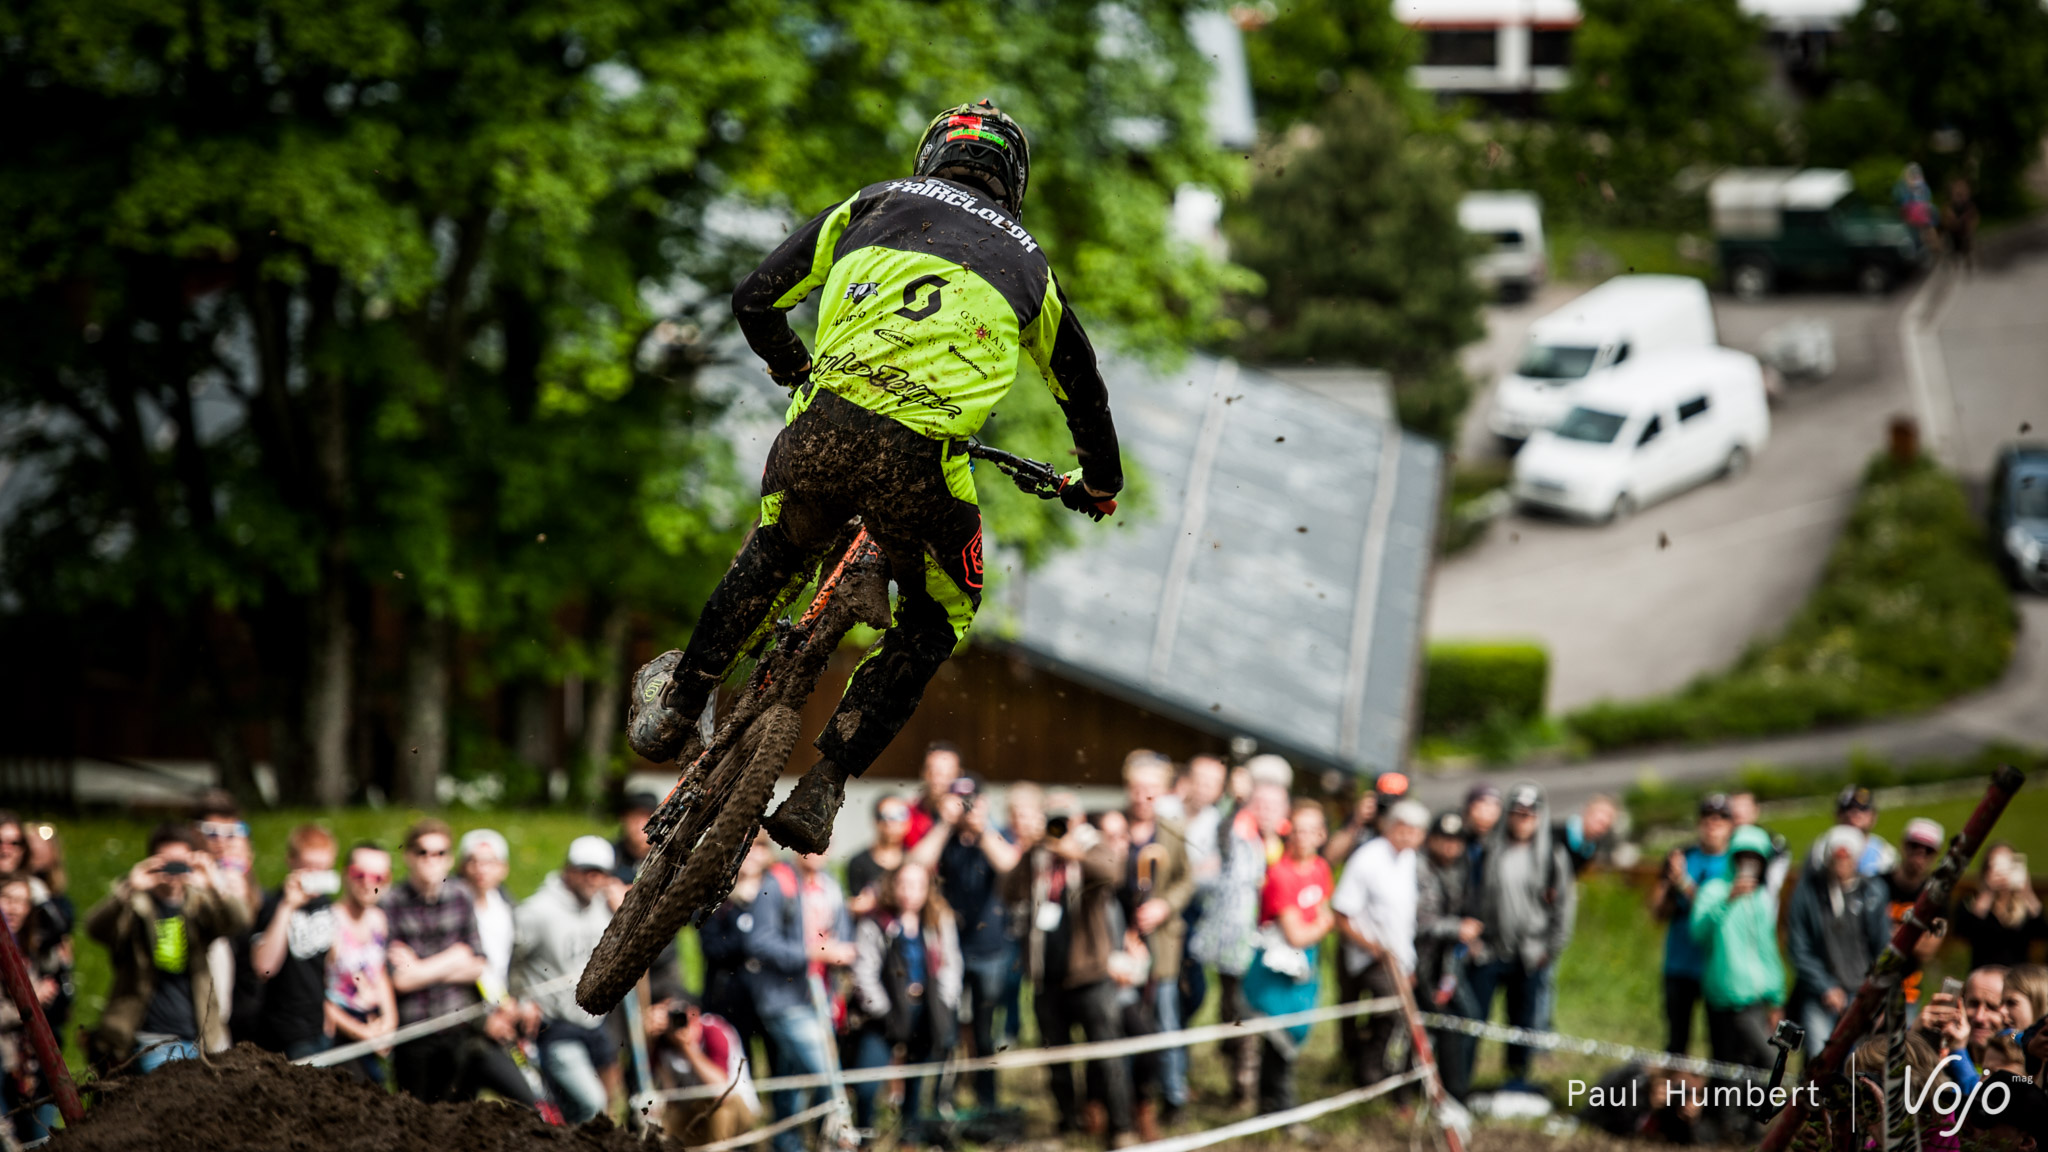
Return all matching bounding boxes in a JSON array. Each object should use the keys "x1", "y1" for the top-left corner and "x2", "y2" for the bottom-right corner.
[
  {"x1": 1126, "y1": 1066, "x2": 1432, "y2": 1152},
  {"x1": 1416, "y1": 1011, "x2": 1770, "y2": 1082},
  {"x1": 684, "y1": 1098, "x2": 838, "y2": 1152},
  {"x1": 299, "y1": 972, "x2": 580, "y2": 1068},
  {"x1": 644, "y1": 996, "x2": 1404, "y2": 1103}
]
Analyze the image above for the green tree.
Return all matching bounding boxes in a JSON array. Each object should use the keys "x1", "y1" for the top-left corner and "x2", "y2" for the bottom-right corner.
[
  {"x1": 1806, "y1": 0, "x2": 2048, "y2": 213},
  {"x1": 0, "y1": 0, "x2": 1243, "y2": 805},
  {"x1": 1228, "y1": 81, "x2": 1484, "y2": 443},
  {"x1": 1241, "y1": 0, "x2": 1418, "y2": 132},
  {"x1": 1553, "y1": 0, "x2": 1767, "y2": 149}
]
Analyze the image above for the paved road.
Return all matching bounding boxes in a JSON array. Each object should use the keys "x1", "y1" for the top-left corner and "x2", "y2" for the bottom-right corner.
[
  {"x1": 1417, "y1": 235, "x2": 2048, "y2": 814},
  {"x1": 1435, "y1": 288, "x2": 1913, "y2": 712},
  {"x1": 1930, "y1": 230, "x2": 2048, "y2": 479},
  {"x1": 1412, "y1": 597, "x2": 2048, "y2": 816}
]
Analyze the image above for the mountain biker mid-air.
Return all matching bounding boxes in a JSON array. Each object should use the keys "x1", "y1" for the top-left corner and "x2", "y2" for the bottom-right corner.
[{"x1": 625, "y1": 100, "x2": 1123, "y2": 855}]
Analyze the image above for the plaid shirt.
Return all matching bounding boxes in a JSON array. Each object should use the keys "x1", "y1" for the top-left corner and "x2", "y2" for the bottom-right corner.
[{"x1": 383, "y1": 878, "x2": 484, "y2": 1025}]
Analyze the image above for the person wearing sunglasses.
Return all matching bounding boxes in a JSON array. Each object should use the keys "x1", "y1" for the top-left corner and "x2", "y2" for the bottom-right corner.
[
  {"x1": 384, "y1": 818, "x2": 536, "y2": 1108},
  {"x1": 323, "y1": 843, "x2": 398, "y2": 1081},
  {"x1": 847, "y1": 796, "x2": 913, "y2": 919},
  {"x1": 84, "y1": 823, "x2": 250, "y2": 1073}
]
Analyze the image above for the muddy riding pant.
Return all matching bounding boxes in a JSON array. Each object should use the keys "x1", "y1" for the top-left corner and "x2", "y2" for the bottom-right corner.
[{"x1": 676, "y1": 387, "x2": 981, "y2": 776}]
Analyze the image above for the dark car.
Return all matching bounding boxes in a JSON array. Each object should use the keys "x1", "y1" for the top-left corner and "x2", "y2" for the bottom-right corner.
[
  {"x1": 1989, "y1": 444, "x2": 2048, "y2": 593},
  {"x1": 1710, "y1": 169, "x2": 1926, "y2": 300}
]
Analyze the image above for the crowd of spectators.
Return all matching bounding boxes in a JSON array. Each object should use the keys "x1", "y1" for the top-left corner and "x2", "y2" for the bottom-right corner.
[{"x1": 3, "y1": 760, "x2": 2048, "y2": 1150}]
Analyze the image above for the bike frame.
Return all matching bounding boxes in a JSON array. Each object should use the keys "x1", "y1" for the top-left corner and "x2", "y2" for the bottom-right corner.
[{"x1": 652, "y1": 526, "x2": 882, "y2": 831}]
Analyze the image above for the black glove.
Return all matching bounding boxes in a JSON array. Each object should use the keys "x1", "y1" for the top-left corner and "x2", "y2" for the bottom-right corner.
[
  {"x1": 767, "y1": 361, "x2": 811, "y2": 391},
  {"x1": 1058, "y1": 472, "x2": 1118, "y2": 521}
]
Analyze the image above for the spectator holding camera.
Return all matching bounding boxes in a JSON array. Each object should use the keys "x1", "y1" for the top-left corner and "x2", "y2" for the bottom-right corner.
[
  {"x1": 1955, "y1": 841, "x2": 2045, "y2": 970},
  {"x1": 86, "y1": 823, "x2": 251, "y2": 1072},
  {"x1": 650, "y1": 993, "x2": 759, "y2": 1144},
  {"x1": 1654, "y1": 793, "x2": 1734, "y2": 1055},
  {"x1": 246, "y1": 824, "x2": 342, "y2": 1057},
  {"x1": 1688, "y1": 825, "x2": 1785, "y2": 1073},
  {"x1": 906, "y1": 768, "x2": 1019, "y2": 1111},
  {"x1": 1020, "y1": 799, "x2": 1138, "y2": 1146}
]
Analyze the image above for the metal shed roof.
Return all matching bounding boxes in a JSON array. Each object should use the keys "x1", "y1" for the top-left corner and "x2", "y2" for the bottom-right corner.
[
  {"x1": 704, "y1": 347, "x2": 1443, "y2": 777},
  {"x1": 990, "y1": 354, "x2": 1442, "y2": 777}
]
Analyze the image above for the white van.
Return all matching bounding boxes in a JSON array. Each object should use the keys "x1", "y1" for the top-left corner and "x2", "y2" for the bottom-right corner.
[
  {"x1": 1510, "y1": 346, "x2": 1771, "y2": 522},
  {"x1": 1487, "y1": 275, "x2": 1717, "y2": 443},
  {"x1": 1459, "y1": 191, "x2": 1547, "y2": 301}
]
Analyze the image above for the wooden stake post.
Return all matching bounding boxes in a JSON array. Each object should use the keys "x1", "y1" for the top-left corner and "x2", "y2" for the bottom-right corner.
[{"x1": 0, "y1": 909, "x2": 84, "y2": 1126}]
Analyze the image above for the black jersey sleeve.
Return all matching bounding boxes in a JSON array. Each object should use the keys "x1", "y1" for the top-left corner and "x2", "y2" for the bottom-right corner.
[
  {"x1": 1044, "y1": 287, "x2": 1124, "y2": 495},
  {"x1": 731, "y1": 198, "x2": 852, "y2": 379}
]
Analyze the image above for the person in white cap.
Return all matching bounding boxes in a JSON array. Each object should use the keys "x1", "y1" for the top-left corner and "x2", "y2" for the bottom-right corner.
[
  {"x1": 1331, "y1": 799, "x2": 1430, "y2": 1092},
  {"x1": 512, "y1": 835, "x2": 626, "y2": 1124},
  {"x1": 1880, "y1": 817, "x2": 1949, "y2": 1005}
]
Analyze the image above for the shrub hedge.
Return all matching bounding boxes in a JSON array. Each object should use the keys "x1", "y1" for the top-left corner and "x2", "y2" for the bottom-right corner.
[
  {"x1": 1568, "y1": 455, "x2": 2016, "y2": 751},
  {"x1": 1422, "y1": 641, "x2": 1550, "y2": 735}
]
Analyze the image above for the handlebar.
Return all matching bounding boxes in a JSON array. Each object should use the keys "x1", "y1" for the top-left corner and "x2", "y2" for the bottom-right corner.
[{"x1": 965, "y1": 439, "x2": 1116, "y2": 519}]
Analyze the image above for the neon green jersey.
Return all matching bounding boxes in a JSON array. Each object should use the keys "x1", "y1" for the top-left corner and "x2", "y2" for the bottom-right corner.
[{"x1": 732, "y1": 176, "x2": 1122, "y2": 494}]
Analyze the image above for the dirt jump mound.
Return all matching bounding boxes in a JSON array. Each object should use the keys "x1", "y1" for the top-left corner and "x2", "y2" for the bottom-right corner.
[{"x1": 52, "y1": 1045, "x2": 653, "y2": 1152}]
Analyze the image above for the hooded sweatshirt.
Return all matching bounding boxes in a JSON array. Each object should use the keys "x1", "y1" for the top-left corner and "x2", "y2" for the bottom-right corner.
[
  {"x1": 1689, "y1": 825, "x2": 1788, "y2": 1011},
  {"x1": 512, "y1": 872, "x2": 615, "y2": 1027},
  {"x1": 1475, "y1": 794, "x2": 1577, "y2": 970},
  {"x1": 1786, "y1": 828, "x2": 1890, "y2": 1005}
]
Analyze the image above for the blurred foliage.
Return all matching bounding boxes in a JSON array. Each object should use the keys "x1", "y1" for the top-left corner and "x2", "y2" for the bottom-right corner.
[
  {"x1": 1462, "y1": 0, "x2": 1782, "y2": 232},
  {"x1": 1439, "y1": 460, "x2": 1510, "y2": 557},
  {"x1": 1544, "y1": 226, "x2": 1718, "y2": 283},
  {"x1": 1568, "y1": 455, "x2": 2017, "y2": 751},
  {"x1": 1227, "y1": 81, "x2": 1485, "y2": 443},
  {"x1": 1802, "y1": 0, "x2": 2048, "y2": 215},
  {"x1": 1242, "y1": 0, "x2": 1419, "y2": 132},
  {"x1": 1421, "y1": 640, "x2": 1549, "y2": 736},
  {"x1": 0, "y1": 0, "x2": 1245, "y2": 803},
  {"x1": 1625, "y1": 744, "x2": 2048, "y2": 834}
]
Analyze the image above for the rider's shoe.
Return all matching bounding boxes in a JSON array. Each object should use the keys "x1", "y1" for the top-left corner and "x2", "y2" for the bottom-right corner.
[
  {"x1": 626, "y1": 651, "x2": 714, "y2": 763},
  {"x1": 763, "y1": 758, "x2": 849, "y2": 854}
]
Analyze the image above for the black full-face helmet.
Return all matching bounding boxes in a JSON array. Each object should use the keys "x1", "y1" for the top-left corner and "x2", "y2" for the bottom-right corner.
[{"x1": 913, "y1": 99, "x2": 1031, "y2": 218}]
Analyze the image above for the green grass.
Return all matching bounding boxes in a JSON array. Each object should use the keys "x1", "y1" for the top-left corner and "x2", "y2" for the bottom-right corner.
[
  {"x1": 36, "y1": 806, "x2": 693, "y2": 1077},
  {"x1": 1568, "y1": 456, "x2": 2017, "y2": 751},
  {"x1": 1548, "y1": 226, "x2": 1716, "y2": 284},
  {"x1": 1765, "y1": 782, "x2": 2048, "y2": 864}
]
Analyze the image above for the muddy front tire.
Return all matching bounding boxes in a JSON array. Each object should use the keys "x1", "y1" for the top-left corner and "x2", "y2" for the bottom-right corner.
[{"x1": 574, "y1": 705, "x2": 800, "y2": 1015}]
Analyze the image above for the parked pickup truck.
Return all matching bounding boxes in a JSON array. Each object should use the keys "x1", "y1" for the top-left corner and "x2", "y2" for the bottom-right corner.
[{"x1": 1710, "y1": 168, "x2": 1925, "y2": 300}]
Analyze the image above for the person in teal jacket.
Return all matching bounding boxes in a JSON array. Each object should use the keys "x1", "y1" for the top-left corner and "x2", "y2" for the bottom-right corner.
[{"x1": 1690, "y1": 824, "x2": 1787, "y2": 1074}]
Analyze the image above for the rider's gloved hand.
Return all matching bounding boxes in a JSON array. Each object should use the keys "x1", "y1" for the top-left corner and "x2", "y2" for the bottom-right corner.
[
  {"x1": 1058, "y1": 471, "x2": 1118, "y2": 521},
  {"x1": 767, "y1": 360, "x2": 812, "y2": 391}
]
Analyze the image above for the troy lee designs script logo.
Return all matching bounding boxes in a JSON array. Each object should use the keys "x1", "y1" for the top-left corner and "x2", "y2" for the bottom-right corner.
[
  {"x1": 883, "y1": 180, "x2": 1040, "y2": 253},
  {"x1": 816, "y1": 351, "x2": 963, "y2": 418}
]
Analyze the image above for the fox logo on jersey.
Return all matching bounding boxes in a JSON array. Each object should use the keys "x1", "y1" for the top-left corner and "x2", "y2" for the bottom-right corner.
[{"x1": 845, "y1": 281, "x2": 879, "y2": 302}]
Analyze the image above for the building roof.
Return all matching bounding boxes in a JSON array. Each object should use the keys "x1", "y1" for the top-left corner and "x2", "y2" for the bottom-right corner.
[
  {"x1": 704, "y1": 348, "x2": 1443, "y2": 777},
  {"x1": 1394, "y1": 0, "x2": 1857, "y2": 28},
  {"x1": 990, "y1": 354, "x2": 1441, "y2": 777}
]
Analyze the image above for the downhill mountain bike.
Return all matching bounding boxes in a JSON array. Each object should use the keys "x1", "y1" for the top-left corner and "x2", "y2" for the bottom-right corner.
[{"x1": 577, "y1": 440, "x2": 1110, "y2": 1014}]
